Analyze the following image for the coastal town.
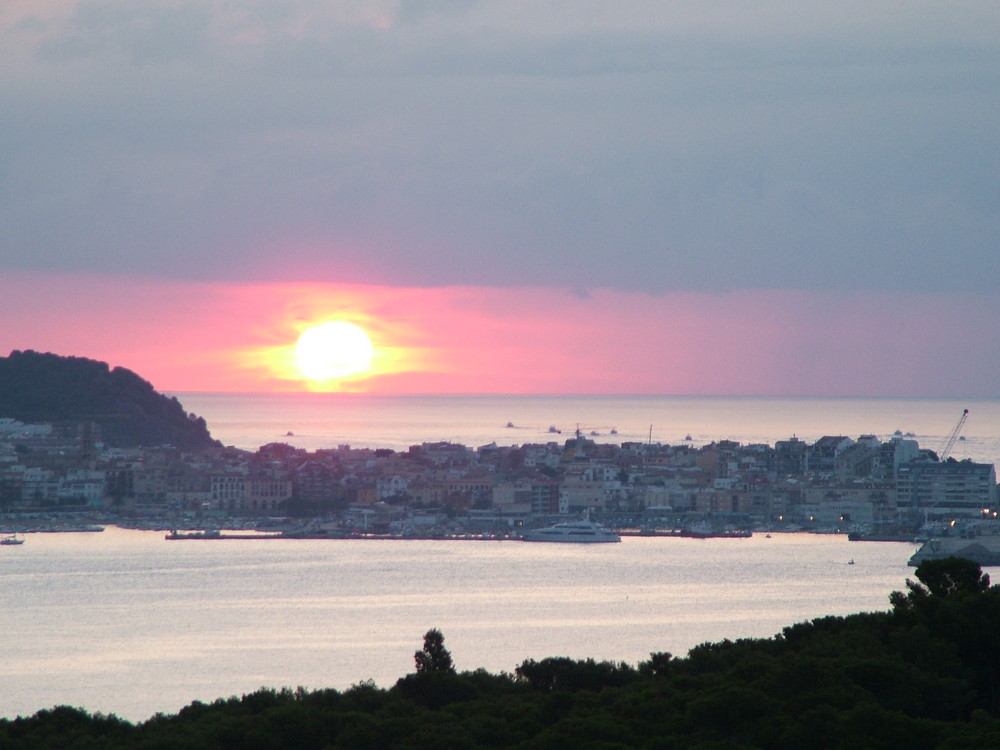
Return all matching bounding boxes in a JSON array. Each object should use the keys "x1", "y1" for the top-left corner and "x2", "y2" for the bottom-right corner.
[{"x1": 0, "y1": 415, "x2": 996, "y2": 542}]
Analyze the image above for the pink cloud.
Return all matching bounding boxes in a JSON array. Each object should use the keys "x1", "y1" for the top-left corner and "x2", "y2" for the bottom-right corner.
[{"x1": 1, "y1": 273, "x2": 996, "y2": 396}]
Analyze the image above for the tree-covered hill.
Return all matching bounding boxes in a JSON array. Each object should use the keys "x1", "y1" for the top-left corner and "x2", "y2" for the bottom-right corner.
[
  {"x1": 0, "y1": 350, "x2": 219, "y2": 450},
  {"x1": 4, "y1": 558, "x2": 1000, "y2": 749}
]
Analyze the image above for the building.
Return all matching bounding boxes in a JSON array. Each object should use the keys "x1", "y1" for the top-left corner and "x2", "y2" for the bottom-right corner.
[{"x1": 896, "y1": 459, "x2": 998, "y2": 522}]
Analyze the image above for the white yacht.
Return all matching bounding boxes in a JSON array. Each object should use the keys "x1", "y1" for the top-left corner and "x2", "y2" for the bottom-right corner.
[{"x1": 520, "y1": 517, "x2": 621, "y2": 543}]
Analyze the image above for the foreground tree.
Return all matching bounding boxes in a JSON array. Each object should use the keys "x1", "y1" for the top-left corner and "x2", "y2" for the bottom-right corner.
[
  {"x1": 414, "y1": 628, "x2": 454, "y2": 674},
  {"x1": 891, "y1": 556, "x2": 991, "y2": 611}
]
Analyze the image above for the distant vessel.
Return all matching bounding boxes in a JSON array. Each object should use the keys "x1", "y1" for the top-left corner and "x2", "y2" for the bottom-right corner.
[
  {"x1": 165, "y1": 529, "x2": 221, "y2": 540},
  {"x1": 1, "y1": 534, "x2": 24, "y2": 545},
  {"x1": 521, "y1": 517, "x2": 621, "y2": 543},
  {"x1": 681, "y1": 522, "x2": 752, "y2": 539},
  {"x1": 908, "y1": 536, "x2": 1000, "y2": 567}
]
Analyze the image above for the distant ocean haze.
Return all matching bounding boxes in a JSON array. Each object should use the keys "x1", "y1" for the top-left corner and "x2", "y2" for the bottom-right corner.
[{"x1": 173, "y1": 393, "x2": 1000, "y2": 466}]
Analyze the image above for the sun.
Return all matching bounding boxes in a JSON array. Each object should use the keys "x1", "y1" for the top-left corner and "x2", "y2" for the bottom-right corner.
[{"x1": 294, "y1": 321, "x2": 374, "y2": 382}]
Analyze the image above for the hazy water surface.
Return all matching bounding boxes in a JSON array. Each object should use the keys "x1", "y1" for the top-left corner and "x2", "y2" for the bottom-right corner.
[
  {"x1": 174, "y1": 394, "x2": 1000, "y2": 465},
  {"x1": 1, "y1": 528, "x2": 915, "y2": 721}
]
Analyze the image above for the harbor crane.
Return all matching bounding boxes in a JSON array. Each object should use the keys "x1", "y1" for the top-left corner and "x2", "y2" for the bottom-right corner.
[{"x1": 939, "y1": 408, "x2": 969, "y2": 461}]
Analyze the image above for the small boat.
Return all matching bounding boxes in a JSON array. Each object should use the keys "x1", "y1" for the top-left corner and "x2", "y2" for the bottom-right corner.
[
  {"x1": 165, "y1": 529, "x2": 222, "y2": 540},
  {"x1": 1, "y1": 534, "x2": 24, "y2": 545},
  {"x1": 681, "y1": 522, "x2": 752, "y2": 539},
  {"x1": 521, "y1": 516, "x2": 620, "y2": 543}
]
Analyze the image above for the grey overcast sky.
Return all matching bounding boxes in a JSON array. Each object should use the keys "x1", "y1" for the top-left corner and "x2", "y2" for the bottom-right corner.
[{"x1": 3, "y1": 1, "x2": 998, "y2": 294}]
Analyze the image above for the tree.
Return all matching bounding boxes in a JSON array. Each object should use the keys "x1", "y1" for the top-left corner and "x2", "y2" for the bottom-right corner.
[
  {"x1": 915, "y1": 556, "x2": 990, "y2": 598},
  {"x1": 414, "y1": 629, "x2": 454, "y2": 674},
  {"x1": 514, "y1": 657, "x2": 636, "y2": 692},
  {"x1": 891, "y1": 556, "x2": 991, "y2": 611}
]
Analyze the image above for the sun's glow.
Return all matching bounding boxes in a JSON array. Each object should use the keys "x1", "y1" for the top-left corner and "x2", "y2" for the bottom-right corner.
[{"x1": 294, "y1": 321, "x2": 374, "y2": 382}]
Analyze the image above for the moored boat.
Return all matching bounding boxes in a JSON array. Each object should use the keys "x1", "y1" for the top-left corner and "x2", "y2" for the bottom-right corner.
[
  {"x1": 165, "y1": 529, "x2": 221, "y2": 540},
  {"x1": 680, "y1": 521, "x2": 752, "y2": 539},
  {"x1": 908, "y1": 536, "x2": 1000, "y2": 567},
  {"x1": 520, "y1": 517, "x2": 621, "y2": 543}
]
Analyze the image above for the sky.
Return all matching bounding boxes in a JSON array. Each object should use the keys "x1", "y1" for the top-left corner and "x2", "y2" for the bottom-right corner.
[{"x1": 1, "y1": 1, "x2": 998, "y2": 396}]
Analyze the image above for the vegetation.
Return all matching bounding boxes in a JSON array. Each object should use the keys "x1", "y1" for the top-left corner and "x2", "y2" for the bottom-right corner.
[
  {"x1": 0, "y1": 350, "x2": 219, "y2": 449},
  {"x1": 4, "y1": 558, "x2": 1000, "y2": 747},
  {"x1": 414, "y1": 629, "x2": 456, "y2": 675}
]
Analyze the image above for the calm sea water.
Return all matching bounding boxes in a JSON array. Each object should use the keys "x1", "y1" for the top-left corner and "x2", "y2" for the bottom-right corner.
[
  {"x1": 2, "y1": 395, "x2": 995, "y2": 721},
  {"x1": 175, "y1": 393, "x2": 1000, "y2": 466},
  {"x1": 1, "y1": 528, "x2": 915, "y2": 722}
]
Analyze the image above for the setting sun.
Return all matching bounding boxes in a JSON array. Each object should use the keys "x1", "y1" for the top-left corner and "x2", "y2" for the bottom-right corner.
[{"x1": 294, "y1": 321, "x2": 374, "y2": 382}]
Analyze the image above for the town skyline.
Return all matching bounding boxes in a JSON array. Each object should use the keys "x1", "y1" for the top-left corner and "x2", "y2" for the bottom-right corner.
[{"x1": 1, "y1": 404, "x2": 995, "y2": 540}]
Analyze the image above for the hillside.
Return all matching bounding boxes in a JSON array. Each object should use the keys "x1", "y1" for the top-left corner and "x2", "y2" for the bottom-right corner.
[{"x1": 0, "y1": 350, "x2": 219, "y2": 450}]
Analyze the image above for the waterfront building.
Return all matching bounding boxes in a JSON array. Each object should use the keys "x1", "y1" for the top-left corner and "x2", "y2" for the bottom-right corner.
[
  {"x1": 406, "y1": 478, "x2": 447, "y2": 506},
  {"x1": 799, "y1": 491, "x2": 877, "y2": 528},
  {"x1": 558, "y1": 472, "x2": 623, "y2": 514},
  {"x1": 292, "y1": 460, "x2": 344, "y2": 506},
  {"x1": 805, "y1": 436, "x2": 854, "y2": 474},
  {"x1": 896, "y1": 459, "x2": 997, "y2": 522},
  {"x1": 247, "y1": 477, "x2": 294, "y2": 513},
  {"x1": 529, "y1": 480, "x2": 560, "y2": 515},
  {"x1": 19, "y1": 465, "x2": 58, "y2": 505},
  {"x1": 57, "y1": 468, "x2": 106, "y2": 506},
  {"x1": 694, "y1": 488, "x2": 752, "y2": 515},
  {"x1": 774, "y1": 437, "x2": 807, "y2": 475},
  {"x1": 376, "y1": 475, "x2": 409, "y2": 500},
  {"x1": 210, "y1": 472, "x2": 247, "y2": 510},
  {"x1": 491, "y1": 480, "x2": 531, "y2": 509}
]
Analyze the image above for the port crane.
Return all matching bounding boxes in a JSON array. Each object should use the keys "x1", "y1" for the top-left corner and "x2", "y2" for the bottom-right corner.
[{"x1": 938, "y1": 408, "x2": 969, "y2": 461}]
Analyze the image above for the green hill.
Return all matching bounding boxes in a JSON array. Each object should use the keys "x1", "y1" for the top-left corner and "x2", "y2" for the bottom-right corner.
[{"x1": 0, "y1": 350, "x2": 219, "y2": 450}]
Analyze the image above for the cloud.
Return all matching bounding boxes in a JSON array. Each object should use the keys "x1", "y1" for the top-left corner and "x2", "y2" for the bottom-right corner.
[
  {"x1": 0, "y1": 1, "x2": 997, "y2": 294},
  {"x1": 1, "y1": 274, "x2": 996, "y2": 397}
]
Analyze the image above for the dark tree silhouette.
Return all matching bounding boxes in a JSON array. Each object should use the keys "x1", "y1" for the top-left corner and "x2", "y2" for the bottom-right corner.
[
  {"x1": 914, "y1": 556, "x2": 991, "y2": 597},
  {"x1": 414, "y1": 628, "x2": 454, "y2": 674},
  {"x1": 892, "y1": 556, "x2": 991, "y2": 611}
]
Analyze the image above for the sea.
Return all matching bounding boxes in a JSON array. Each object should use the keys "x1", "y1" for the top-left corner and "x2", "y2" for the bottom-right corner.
[
  {"x1": 1, "y1": 394, "x2": 998, "y2": 722},
  {"x1": 175, "y1": 393, "x2": 1000, "y2": 465}
]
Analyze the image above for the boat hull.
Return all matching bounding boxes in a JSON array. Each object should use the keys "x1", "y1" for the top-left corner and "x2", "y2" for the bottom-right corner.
[
  {"x1": 520, "y1": 535, "x2": 620, "y2": 543},
  {"x1": 520, "y1": 519, "x2": 621, "y2": 543}
]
